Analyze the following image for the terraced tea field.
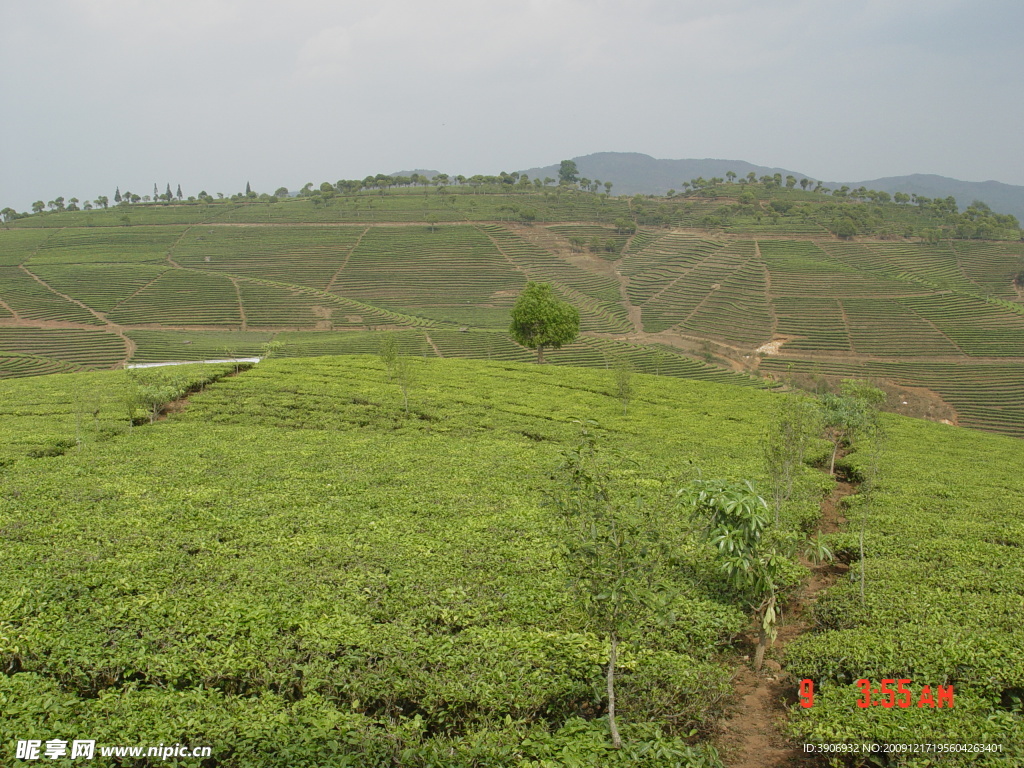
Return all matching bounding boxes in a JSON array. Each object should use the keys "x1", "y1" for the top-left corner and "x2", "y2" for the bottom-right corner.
[
  {"x1": 2, "y1": 188, "x2": 1024, "y2": 439},
  {"x1": 0, "y1": 358, "x2": 1020, "y2": 765}
]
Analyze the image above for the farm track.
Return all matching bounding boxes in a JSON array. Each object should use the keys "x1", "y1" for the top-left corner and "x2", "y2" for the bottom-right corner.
[
  {"x1": 901, "y1": 303, "x2": 969, "y2": 355},
  {"x1": 477, "y1": 227, "x2": 529, "y2": 279},
  {"x1": 717, "y1": 465, "x2": 857, "y2": 768},
  {"x1": 164, "y1": 225, "x2": 191, "y2": 269},
  {"x1": 153, "y1": 362, "x2": 255, "y2": 421},
  {"x1": 947, "y1": 241, "x2": 988, "y2": 295},
  {"x1": 756, "y1": 241, "x2": 780, "y2": 337},
  {"x1": 510, "y1": 224, "x2": 645, "y2": 333},
  {"x1": 108, "y1": 270, "x2": 170, "y2": 314},
  {"x1": 642, "y1": 248, "x2": 720, "y2": 307},
  {"x1": 14, "y1": 265, "x2": 139, "y2": 365}
]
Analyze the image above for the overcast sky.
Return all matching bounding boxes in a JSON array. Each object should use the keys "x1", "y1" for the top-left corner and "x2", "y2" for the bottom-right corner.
[{"x1": 3, "y1": 0, "x2": 1022, "y2": 210}]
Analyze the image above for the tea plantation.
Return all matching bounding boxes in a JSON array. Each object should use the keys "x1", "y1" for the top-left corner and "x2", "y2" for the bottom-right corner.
[
  {"x1": 2, "y1": 180, "x2": 1024, "y2": 440},
  {"x1": 0, "y1": 357, "x2": 1021, "y2": 766}
]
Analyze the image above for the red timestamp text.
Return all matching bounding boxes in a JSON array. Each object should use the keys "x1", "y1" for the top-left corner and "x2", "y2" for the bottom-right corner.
[{"x1": 798, "y1": 679, "x2": 955, "y2": 709}]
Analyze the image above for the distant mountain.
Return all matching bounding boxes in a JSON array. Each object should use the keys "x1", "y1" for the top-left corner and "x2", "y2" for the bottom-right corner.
[
  {"x1": 519, "y1": 152, "x2": 1024, "y2": 222},
  {"x1": 388, "y1": 169, "x2": 442, "y2": 179}
]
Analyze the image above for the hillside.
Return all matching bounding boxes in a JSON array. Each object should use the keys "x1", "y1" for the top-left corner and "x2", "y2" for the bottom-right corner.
[
  {"x1": 520, "y1": 153, "x2": 1024, "y2": 222},
  {"x1": 1, "y1": 179, "x2": 1024, "y2": 440},
  {"x1": 518, "y1": 153, "x2": 802, "y2": 198},
  {"x1": 832, "y1": 174, "x2": 1024, "y2": 225},
  {"x1": 0, "y1": 358, "x2": 1021, "y2": 766}
]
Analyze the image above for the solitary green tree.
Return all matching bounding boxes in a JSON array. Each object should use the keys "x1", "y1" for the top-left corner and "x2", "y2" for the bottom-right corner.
[
  {"x1": 558, "y1": 159, "x2": 579, "y2": 185},
  {"x1": 378, "y1": 332, "x2": 398, "y2": 370},
  {"x1": 509, "y1": 282, "x2": 580, "y2": 363}
]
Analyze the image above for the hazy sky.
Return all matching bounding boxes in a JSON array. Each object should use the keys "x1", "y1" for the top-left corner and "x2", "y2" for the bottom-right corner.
[{"x1": 3, "y1": 0, "x2": 1022, "y2": 210}]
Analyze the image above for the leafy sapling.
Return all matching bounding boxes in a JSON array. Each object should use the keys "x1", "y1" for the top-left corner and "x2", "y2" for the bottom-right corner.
[
  {"x1": 261, "y1": 341, "x2": 284, "y2": 361},
  {"x1": 220, "y1": 345, "x2": 240, "y2": 374},
  {"x1": 681, "y1": 479, "x2": 785, "y2": 671},
  {"x1": 819, "y1": 379, "x2": 885, "y2": 476},
  {"x1": 124, "y1": 370, "x2": 183, "y2": 425}
]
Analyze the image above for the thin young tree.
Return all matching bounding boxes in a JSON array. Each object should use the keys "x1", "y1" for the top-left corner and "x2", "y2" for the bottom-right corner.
[
  {"x1": 378, "y1": 332, "x2": 397, "y2": 370},
  {"x1": 220, "y1": 345, "x2": 240, "y2": 374},
  {"x1": 763, "y1": 393, "x2": 816, "y2": 523},
  {"x1": 614, "y1": 357, "x2": 634, "y2": 416},
  {"x1": 261, "y1": 340, "x2": 284, "y2": 361},
  {"x1": 551, "y1": 420, "x2": 670, "y2": 749},
  {"x1": 379, "y1": 332, "x2": 413, "y2": 414},
  {"x1": 393, "y1": 354, "x2": 413, "y2": 414},
  {"x1": 847, "y1": 384, "x2": 885, "y2": 607}
]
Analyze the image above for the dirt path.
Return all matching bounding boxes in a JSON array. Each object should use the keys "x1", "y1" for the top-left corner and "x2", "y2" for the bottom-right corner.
[
  {"x1": 423, "y1": 332, "x2": 443, "y2": 358},
  {"x1": 900, "y1": 303, "x2": 969, "y2": 355},
  {"x1": 0, "y1": 297, "x2": 20, "y2": 321},
  {"x1": 154, "y1": 363, "x2": 254, "y2": 421},
  {"x1": 476, "y1": 226, "x2": 529, "y2": 279},
  {"x1": 325, "y1": 226, "x2": 369, "y2": 293},
  {"x1": 836, "y1": 299, "x2": 855, "y2": 354},
  {"x1": 165, "y1": 225, "x2": 195, "y2": 266},
  {"x1": 229, "y1": 277, "x2": 248, "y2": 331},
  {"x1": 14, "y1": 265, "x2": 139, "y2": 366},
  {"x1": 755, "y1": 240, "x2": 780, "y2": 337},
  {"x1": 715, "y1": 473, "x2": 856, "y2": 768},
  {"x1": 18, "y1": 265, "x2": 110, "y2": 326}
]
